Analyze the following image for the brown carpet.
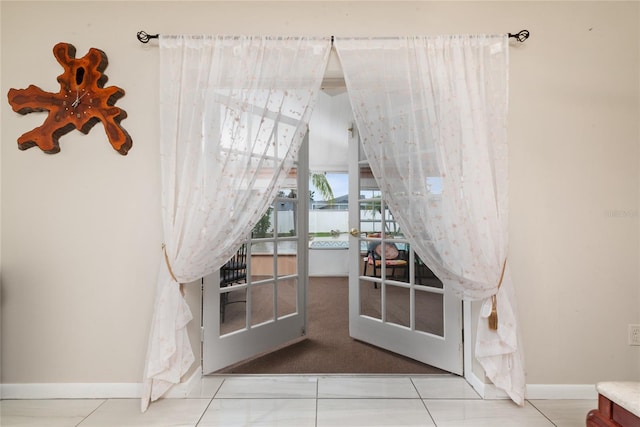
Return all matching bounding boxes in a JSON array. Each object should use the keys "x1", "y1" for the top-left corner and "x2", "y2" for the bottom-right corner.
[{"x1": 217, "y1": 276, "x2": 446, "y2": 375}]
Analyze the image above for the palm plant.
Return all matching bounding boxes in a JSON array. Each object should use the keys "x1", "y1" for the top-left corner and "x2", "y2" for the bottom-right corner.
[{"x1": 310, "y1": 172, "x2": 335, "y2": 203}]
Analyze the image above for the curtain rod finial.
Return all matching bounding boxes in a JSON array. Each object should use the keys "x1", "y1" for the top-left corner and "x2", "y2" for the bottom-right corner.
[
  {"x1": 137, "y1": 31, "x2": 159, "y2": 44},
  {"x1": 508, "y1": 30, "x2": 530, "y2": 42}
]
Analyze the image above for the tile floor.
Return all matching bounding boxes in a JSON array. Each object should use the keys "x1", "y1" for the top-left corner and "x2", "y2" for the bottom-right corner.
[{"x1": 1, "y1": 375, "x2": 596, "y2": 426}]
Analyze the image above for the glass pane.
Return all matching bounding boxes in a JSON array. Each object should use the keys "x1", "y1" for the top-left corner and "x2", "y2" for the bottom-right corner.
[
  {"x1": 415, "y1": 254, "x2": 444, "y2": 289},
  {"x1": 220, "y1": 288, "x2": 247, "y2": 335},
  {"x1": 275, "y1": 196, "x2": 296, "y2": 237},
  {"x1": 250, "y1": 282, "x2": 274, "y2": 327},
  {"x1": 360, "y1": 200, "x2": 381, "y2": 235},
  {"x1": 252, "y1": 207, "x2": 274, "y2": 238},
  {"x1": 384, "y1": 206, "x2": 403, "y2": 239},
  {"x1": 360, "y1": 248, "x2": 369, "y2": 275},
  {"x1": 415, "y1": 289, "x2": 444, "y2": 337},
  {"x1": 276, "y1": 246, "x2": 297, "y2": 277},
  {"x1": 277, "y1": 240, "x2": 297, "y2": 254},
  {"x1": 385, "y1": 284, "x2": 410, "y2": 328},
  {"x1": 359, "y1": 278, "x2": 381, "y2": 320},
  {"x1": 280, "y1": 169, "x2": 298, "y2": 194},
  {"x1": 387, "y1": 242, "x2": 409, "y2": 283},
  {"x1": 220, "y1": 244, "x2": 248, "y2": 289},
  {"x1": 362, "y1": 239, "x2": 409, "y2": 283},
  {"x1": 277, "y1": 277, "x2": 297, "y2": 318},
  {"x1": 359, "y1": 165, "x2": 378, "y2": 192},
  {"x1": 309, "y1": 172, "x2": 347, "y2": 210},
  {"x1": 388, "y1": 262, "x2": 410, "y2": 282},
  {"x1": 250, "y1": 242, "x2": 275, "y2": 281}
]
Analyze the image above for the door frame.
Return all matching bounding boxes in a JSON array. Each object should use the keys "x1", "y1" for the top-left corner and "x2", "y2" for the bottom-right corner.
[{"x1": 195, "y1": 110, "x2": 480, "y2": 399}]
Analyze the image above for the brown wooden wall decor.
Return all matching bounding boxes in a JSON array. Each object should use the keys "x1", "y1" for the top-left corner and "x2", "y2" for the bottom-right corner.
[{"x1": 7, "y1": 43, "x2": 132, "y2": 155}]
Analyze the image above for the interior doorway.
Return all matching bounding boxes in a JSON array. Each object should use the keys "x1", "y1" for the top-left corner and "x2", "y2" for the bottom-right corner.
[{"x1": 209, "y1": 87, "x2": 459, "y2": 375}]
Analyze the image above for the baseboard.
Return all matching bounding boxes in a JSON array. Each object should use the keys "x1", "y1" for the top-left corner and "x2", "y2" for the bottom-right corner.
[
  {"x1": 468, "y1": 379, "x2": 597, "y2": 401},
  {"x1": 525, "y1": 384, "x2": 597, "y2": 400},
  {"x1": 1, "y1": 372, "x2": 597, "y2": 401},
  {"x1": 465, "y1": 370, "x2": 486, "y2": 398},
  {"x1": 1, "y1": 367, "x2": 203, "y2": 400},
  {"x1": 1, "y1": 382, "x2": 142, "y2": 399},
  {"x1": 464, "y1": 369, "x2": 596, "y2": 401}
]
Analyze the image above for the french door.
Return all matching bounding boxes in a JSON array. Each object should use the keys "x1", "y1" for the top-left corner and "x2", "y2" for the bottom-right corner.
[
  {"x1": 347, "y1": 125, "x2": 463, "y2": 375},
  {"x1": 201, "y1": 123, "x2": 463, "y2": 375},
  {"x1": 201, "y1": 136, "x2": 309, "y2": 373}
]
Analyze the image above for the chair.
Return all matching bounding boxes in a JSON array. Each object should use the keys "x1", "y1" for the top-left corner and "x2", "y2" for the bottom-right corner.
[
  {"x1": 363, "y1": 240, "x2": 408, "y2": 287},
  {"x1": 220, "y1": 243, "x2": 247, "y2": 322},
  {"x1": 414, "y1": 256, "x2": 443, "y2": 288}
]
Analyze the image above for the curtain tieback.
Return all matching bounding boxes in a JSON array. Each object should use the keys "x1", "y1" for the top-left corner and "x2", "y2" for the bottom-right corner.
[
  {"x1": 488, "y1": 257, "x2": 508, "y2": 331},
  {"x1": 161, "y1": 243, "x2": 179, "y2": 283}
]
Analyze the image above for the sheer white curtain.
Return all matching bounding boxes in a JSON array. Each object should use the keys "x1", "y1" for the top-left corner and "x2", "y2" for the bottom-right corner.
[
  {"x1": 335, "y1": 36, "x2": 525, "y2": 405},
  {"x1": 142, "y1": 35, "x2": 331, "y2": 410}
]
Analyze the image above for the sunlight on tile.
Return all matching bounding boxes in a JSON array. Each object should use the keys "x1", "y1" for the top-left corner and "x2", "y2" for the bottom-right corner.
[
  {"x1": 0, "y1": 399, "x2": 105, "y2": 427},
  {"x1": 424, "y1": 399, "x2": 555, "y2": 427},
  {"x1": 199, "y1": 399, "x2": 316, "y2": 427},
  {"x1": 317, "y1": 398, "x2": 435, "y2": 427},
  {"x1": 318, "y1": 376, "x2": 419, "y2": 398},
  {"x1": 412, "y1": 376, "x2": 481, "y2": 399},
  {"x1": 215, "y1": 376, "x2": 318, "y2": 398},
  {"x1": 78, "y1": 398, "x2": 210, "y2": 427},
  {"x1": 529, "y1": 399, "x2": 597, "y2": 427},
  {"x1": 188, "y1": 375, "x2": 225, "y2": 398},
  {"x1": 0, "y1": 380, "x2": 602, "y2": 427}
]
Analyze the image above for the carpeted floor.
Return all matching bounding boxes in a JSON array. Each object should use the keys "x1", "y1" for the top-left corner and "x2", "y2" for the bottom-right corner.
[{"x1": 217, "y1": 276, "x2": 446, "y2": 375}]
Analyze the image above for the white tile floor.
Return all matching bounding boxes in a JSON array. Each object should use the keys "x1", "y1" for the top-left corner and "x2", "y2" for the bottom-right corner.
[{"x1": 0, "y1": 375, "x2": 596, "y2": 427}]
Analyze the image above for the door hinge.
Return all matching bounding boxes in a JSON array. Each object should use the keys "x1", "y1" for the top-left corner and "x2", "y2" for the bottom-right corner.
[{"x1": 200, "y1": 326, "x2": 205, "y2": 342}]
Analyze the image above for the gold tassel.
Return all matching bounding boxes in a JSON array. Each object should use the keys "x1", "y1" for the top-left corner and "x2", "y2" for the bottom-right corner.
[
  {"x1": 488, "y1": 258, "x2": 507, "y2": 331},
  {"x1": 488, "y1": 295, "x2": 498, "y2": 330}
]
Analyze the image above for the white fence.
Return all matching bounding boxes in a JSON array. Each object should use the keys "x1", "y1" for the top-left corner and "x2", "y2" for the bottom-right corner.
[{"x1": 273, "y1": 210, "x2": 385, "y2": 235}]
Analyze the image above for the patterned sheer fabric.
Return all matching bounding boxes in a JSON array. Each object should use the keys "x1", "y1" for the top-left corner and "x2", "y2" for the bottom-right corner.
[
  {"x1": 142, "y1": 35, "x2": 331, "y2": 410},
  {"x1": 335, "y1": 36, "x2": 525, "y2": 405}
]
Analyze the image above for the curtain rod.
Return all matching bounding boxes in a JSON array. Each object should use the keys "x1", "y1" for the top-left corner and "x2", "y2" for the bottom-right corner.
[{"x1": 136, "y1": 30, "x2": 530, "y2": 44}]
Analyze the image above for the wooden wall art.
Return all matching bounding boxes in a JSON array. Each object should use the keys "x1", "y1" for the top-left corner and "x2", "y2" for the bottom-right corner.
[{"x1": 7, "y1": 43, "x2": 132, "y2": 155}]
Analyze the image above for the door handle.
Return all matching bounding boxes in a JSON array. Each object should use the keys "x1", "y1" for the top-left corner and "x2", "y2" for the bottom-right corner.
[{"x1": 349, "y1": 228, "x2": 360, "y2": 237}]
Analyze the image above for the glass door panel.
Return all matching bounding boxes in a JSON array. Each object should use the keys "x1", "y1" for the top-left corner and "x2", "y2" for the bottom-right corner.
[
  {"x1": 202, "y1": 135, "x2": 309, "y2": 374},
  {"x1": 250, "y1": 282, "x2": 274, "y2": 327},
  {"x1": 348, "y1": 124, "x2": 462, "y2": 375},
  {"x1": 277, "y1": 278, "x2": 298, "y2": 318},
  {"x1": 384, "y1": 284, "x2": 411, "y2": 328},
  {"x1": 359, "y1": 278, "x2": 382, "y2": 320},
  {"x1": 220, "y1": 286, "x2": 248, "y2": 336},
  {"x1": 415, "y1": 289, "x2": 444, "y2": 337}
]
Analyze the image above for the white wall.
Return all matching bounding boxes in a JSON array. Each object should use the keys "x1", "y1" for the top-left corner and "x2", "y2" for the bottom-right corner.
[
  {"x1": 1, "y1": 1, "x2": 638, "y2": 391},
  {"x1": 309, "y1": 90, "x2": 351, "y2": 172}
]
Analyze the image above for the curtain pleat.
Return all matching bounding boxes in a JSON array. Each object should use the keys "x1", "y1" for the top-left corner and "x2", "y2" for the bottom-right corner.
[
  {"x1": 335, "y1": 35, "x2": 525, "y2": 405},
  {"x1": 141, "y1": 35, "x2": 331, "y2": 411}
]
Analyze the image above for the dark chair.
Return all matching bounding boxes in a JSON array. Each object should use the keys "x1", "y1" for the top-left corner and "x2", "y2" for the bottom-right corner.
[
  {"x1": 414, "y1": 256, "x2": 443, "y2": 288},
  {"x1": 220, "y1": 243, "x2": 247, "y2": 322},
  {"x1": 363, "y1": 241, "x2": 408, "y2": 287}
]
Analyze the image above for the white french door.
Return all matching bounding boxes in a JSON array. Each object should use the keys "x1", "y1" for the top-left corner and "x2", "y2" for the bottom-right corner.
[
  {"x1": 347, "y1": 125, "x2": 463, "y2": 375},
  {"x1": 201, "y1": 136, "x2": 309, "y2": 374},
  {"x1": 201, "y1": 116, "x2": 463, "y2": 375}
]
